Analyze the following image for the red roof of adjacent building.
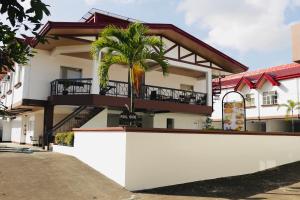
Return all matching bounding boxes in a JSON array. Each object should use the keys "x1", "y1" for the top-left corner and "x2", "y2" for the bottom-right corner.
[{"x1": 218, "y1": 63, "x2": 300, "y2": 88}]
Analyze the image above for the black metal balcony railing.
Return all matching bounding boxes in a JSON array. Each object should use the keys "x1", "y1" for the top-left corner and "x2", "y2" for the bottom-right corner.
[
  {"x1": 50, "y1": 78, "x2": 92, "y2": 95},
  {"x1": 50, "y1": 79, "x2": 207, "y2": 105},
  {"x1": 100, "y1": 80, "x2": 207, "y2": 105}
]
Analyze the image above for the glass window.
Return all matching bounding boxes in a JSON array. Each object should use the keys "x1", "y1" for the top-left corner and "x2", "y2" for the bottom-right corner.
[
  {"x1": 60, "y1": 66, "x2": 82, "y2": 79},
  {"x1": 263, "y1": 91, "x2": 278, "y2": 105},
  {"x1": 245, "y1": 93, "x2": 255, "y2": 107},
  {"x1": 180, "y1": 84, "x2": 194, "y2": 91}
]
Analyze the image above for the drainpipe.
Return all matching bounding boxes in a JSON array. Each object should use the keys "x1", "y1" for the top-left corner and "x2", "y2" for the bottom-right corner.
[{"x1": 257, "y1": 90, "x2": 262, "y2": 131}]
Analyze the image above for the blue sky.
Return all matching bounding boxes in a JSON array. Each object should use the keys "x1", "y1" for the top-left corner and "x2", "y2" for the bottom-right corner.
[{"x1": 42, "y1": 0, "x2": 300, "y2": 71}]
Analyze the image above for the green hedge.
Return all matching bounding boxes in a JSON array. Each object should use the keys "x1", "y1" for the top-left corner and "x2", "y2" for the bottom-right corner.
[{"x1": 55, "y1": 132, "x2": 74, "y2": 146}]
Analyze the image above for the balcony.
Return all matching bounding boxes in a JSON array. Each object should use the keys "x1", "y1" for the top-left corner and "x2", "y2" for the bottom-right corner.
[
  {"x1": 50, "y1": 78, "x2": 92, "y2": 95},
  {"x1": 101, "y1": 80, "x2": 207, "y2": 106},
  {"x1": 50, "y1": 79, "x2": 207, "y2": 106},
  {"x1": 49, "y1": 79, "x2": 211, "y2": 114}
]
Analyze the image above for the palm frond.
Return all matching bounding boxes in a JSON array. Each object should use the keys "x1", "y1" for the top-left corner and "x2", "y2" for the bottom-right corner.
[
  {"x1": 91, "y1": 22, "x2": 169, "y2": 92},
  {"x1": 277, "y1": 103, "x2": 288, "y2": 111},
  {"x1": 98, "y1": 54, "x2": 128, "y2": 87},
  {"x1": 141, "y1": 50, "x2": 168, "y2": 75},
  {"x1": 287, "y1": 100, "x2": 296, "y2": 108},
  {"x1": 91, "y1": 37, "x2": 125, "y2": 60},
  {"x1": 100, "y1": 25, "x2": 128, "y2": 44}
]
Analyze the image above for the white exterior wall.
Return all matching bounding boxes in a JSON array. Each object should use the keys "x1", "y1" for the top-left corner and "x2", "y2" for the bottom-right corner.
[
  {"x1": 1, "y1": 111, "x2": 44, "y2": 144},
  {"x1": 153, "y1": 113, "x2": 206, "y2": 129},
  {"x1": 2, "y1": 121, "x2": 11, "y2": 141},
  {"x1": 212, "y1": 78, "x2": 300, "y2": 121},
  {"x1": 10, "y1": 116, "x2": 24, "y2": 143},
  {"x1": 108, "y1": 64, "x2": 209, "y2": 95},
  {"x1": 1, "y1": 48, "x2": 93, "y2": 108},
  {"x1": 74, "y1": 131, "x2": 127, "y2": 186},
  {"x1": 24, "y1": 50, "x2": 93, "y2": 100},
  {"x1": 81, "y1": 109, "x2": 108, "y2": 128},
  {"x1": 54, "y1": 130, "x2": 300, "y2": 191},
  {"x1": 125, "y1": 132, "x2": 300, "y2": 190},
  {"x1": 23, "y1": 111, "x2": 44, "y2": 144}
]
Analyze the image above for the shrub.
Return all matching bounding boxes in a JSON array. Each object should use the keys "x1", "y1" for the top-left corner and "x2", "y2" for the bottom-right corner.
[
  {"x1": 65, "y1": 132, "x2": 74, "y2": 146},
  {"x1": 55, "y1": 132, "x2": 74, "y2": 146}
]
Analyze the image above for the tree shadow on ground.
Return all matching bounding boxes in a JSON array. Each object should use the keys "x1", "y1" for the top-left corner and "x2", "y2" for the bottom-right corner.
[{"x1": 138, "y1": 161, "x2": 300, "y2": 199}]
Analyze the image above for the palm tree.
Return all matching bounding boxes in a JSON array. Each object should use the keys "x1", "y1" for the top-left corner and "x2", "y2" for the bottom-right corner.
[
  {"x1": 277, "y1": 100, "x2": 300, "y2": 132},
  {"x1": 91, "y1": 23, "x2": 168, "y2": 126}
]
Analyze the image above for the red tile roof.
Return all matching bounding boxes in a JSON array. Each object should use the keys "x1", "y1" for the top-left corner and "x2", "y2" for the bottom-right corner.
[{"x1": 218, "y1": 63, "x2": 300, "y2": 88}]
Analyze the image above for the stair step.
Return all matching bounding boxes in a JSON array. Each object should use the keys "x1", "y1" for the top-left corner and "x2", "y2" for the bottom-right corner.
[{"x1": 51, "y1": 106, "x2": 104, "y2": 135}]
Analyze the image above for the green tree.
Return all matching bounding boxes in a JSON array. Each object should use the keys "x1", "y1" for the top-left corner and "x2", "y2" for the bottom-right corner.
[
  {"x1": 91, "y1": 23, "x2": 168, "y2": 125},
  {"x1": 277, "y1": 100, "x2": 300, "y2": 132},
  {"x1": 0, "y1": 0, "x2": 50, "y2": 72}
]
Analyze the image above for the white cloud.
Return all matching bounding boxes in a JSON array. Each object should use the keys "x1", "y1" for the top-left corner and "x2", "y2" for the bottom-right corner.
[
  {"x1": 85, "y1": 0, "x2": 137, "y2": 5},
  {"x1": 177, "y1": 0, "x2": 300, "y2": 52}
]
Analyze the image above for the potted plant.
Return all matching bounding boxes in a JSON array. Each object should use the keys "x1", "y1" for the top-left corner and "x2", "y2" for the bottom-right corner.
[{"x1": 59, "y1": 80, "x2": 72, "y2": 95}]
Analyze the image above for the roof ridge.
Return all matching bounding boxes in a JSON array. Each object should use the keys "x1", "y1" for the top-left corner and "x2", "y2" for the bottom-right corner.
[{"x1": 222, "y1": 62, "x2": 300, "y2": 81}]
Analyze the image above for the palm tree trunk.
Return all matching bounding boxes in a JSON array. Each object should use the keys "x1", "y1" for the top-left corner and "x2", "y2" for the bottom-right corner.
[
  {"x1": 129, "y1": 66, "x2": 135, "y2": 126},
  {"x1": 292, "y1": 110, "x2": 295, "y2": 132}
]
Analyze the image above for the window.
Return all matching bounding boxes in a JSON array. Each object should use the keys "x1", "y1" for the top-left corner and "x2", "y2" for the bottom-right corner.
[
  {"x1": 167, "y1": 118, "x2": 174, "y2": 129},
  {"x1": 60, "y1": 66, "x2": 82, "y2": 79},
  {"x1": 245, "y1": 93, "x2": 255, "y2": 107},
  {"x1": 180, "y1": 84, "x2": 194, "y2": 91},
  {"x1": 263, "y1": 91, "x2": 278, "y2": 105}
]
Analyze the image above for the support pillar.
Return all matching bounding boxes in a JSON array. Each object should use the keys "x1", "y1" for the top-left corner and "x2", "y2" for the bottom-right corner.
[
  {"x1": 43, "y1": 104, "x2": 54, "y2": 149},
  {"x1": 206, "y1": 71, "x2": 212, "y2": 107},
  {"x1": 91, "y1": 52, "x2": 103, "y2": 94}
]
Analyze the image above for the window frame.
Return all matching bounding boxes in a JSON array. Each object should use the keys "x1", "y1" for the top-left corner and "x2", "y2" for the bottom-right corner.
[
  {"x1": 60, "y1": 66, "x2": 82, "y2": 79},
  {"x1": 262, "y1": 91, "x2": 278, "y2": 105},
  {"x1": 180, "y1": 84, "x2": 194, "y2": 91},
  {"x1": 245, "y1": 93, "x2": 255, "y2": 107}
]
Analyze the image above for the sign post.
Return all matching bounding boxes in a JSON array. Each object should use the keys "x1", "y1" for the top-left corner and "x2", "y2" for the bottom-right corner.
[{"x1": 221, "y1": 91, "x2": 246, "y2": 131}]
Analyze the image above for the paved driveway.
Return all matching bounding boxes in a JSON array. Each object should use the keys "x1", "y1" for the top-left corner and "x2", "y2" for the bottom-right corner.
[{"x1": 1, "y1": 143, "x2": 300, "y2": 200}]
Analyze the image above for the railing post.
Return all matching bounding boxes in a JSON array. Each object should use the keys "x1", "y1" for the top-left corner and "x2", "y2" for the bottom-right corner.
[{"x1": 116, "y1": 81, "x2": 118, "y2": 97}]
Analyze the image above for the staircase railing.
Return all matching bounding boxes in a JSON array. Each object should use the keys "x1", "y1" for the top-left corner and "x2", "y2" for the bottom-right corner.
[
  {"x1": 48, "y1": 106, "x2": 103, "y2": 142},
  {"x1": 51, "y1": 106, "x2": 87, "y2": 133}
]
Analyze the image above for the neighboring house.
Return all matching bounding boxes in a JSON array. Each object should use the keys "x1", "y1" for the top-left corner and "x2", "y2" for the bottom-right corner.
[
  {"x1": 211, "y1": 22, "x2": 300, "y2": 133},
  {"x1": 211, "y1": 63, "x2": 300, "y2": 132},
  {"x1": 0, "y1": 9, "x2": 247, "y2": 145}
]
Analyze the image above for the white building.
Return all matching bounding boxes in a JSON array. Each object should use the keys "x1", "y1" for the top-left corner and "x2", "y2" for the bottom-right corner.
[
  {"x1": 212, "y1": 63, "x2": 300, "y2": 132},
  {"x1": 0, "y1": 9, "x2": 246, "y2": 145}
]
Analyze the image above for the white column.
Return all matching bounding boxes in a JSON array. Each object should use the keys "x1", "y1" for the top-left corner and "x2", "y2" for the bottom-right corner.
[
  {"x1": 206, "y1": 70, "x2": 212, "y2": 107},
  {"x1": 91, "y1": 53, "x2": 102, "y2": 94}
]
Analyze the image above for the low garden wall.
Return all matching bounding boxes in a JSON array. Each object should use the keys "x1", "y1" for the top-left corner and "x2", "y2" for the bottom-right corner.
[
  {"x1": 67, "y1": 127, "x2": 300, "y2": 191},
  {"x1": 52, "y1": 132, "x2": 76, "y2": 157},
  {"x1": 52, "y1": 144, "x2": 76, "y2": 157}
]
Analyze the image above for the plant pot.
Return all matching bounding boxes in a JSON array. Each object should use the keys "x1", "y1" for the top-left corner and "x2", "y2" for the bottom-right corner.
[{"x1": 62, "y1": 90, "x2": 69, "y2": 95}]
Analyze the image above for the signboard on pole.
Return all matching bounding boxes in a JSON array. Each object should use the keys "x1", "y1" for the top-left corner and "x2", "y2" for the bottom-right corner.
[
  {"x1": 223, "y1": 102, "x2": 245, "y2": 131},
  {"x1": 222, "y1": 91, "x2": 246, "y2": 131}
]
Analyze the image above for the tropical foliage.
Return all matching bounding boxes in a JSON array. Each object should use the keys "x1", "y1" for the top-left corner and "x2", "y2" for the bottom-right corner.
[
  {"x1": 55, "y1": 132, "x2": 74, "y2": 146},
  {"x1": 277, "y1": 100, "x2": 300, "y2": 132},
  {"x1": 0, "y1": 0, "x2": 50, "y2": 72},
  {"x1": 91, "y1": 22, "x2": 168, "y2": 114}
]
